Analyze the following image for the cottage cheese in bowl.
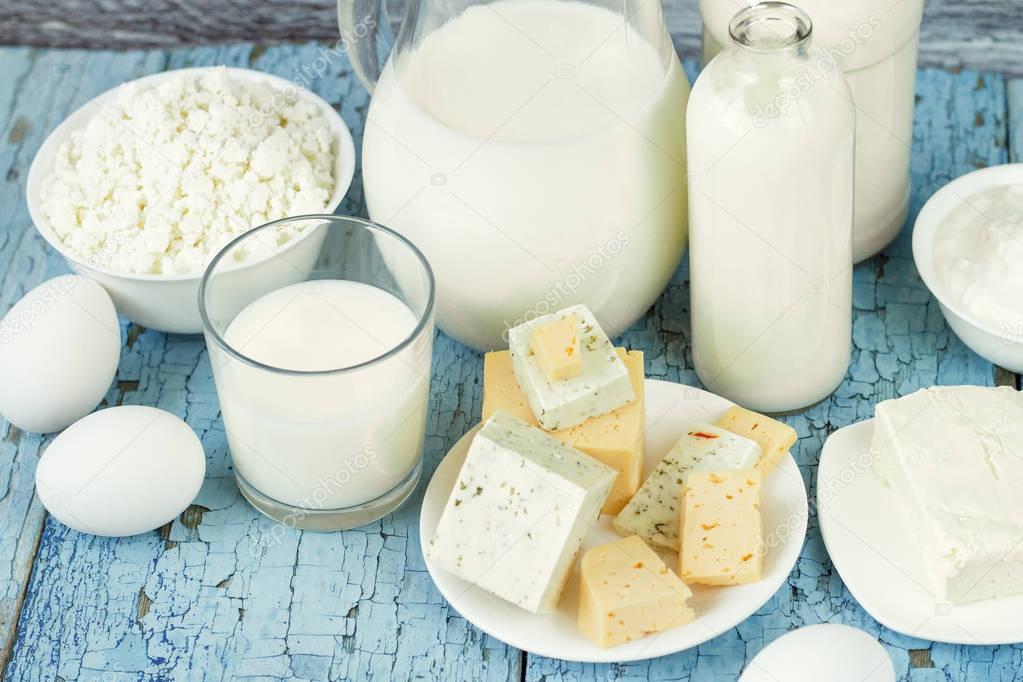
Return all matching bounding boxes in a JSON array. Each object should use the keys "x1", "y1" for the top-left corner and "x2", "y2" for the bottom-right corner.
[
  {"x1": 39, "y1": 67, "x2": 336, "y2": 275},
  {"x1": 933, "y1": 184, "x2": 1023, "y2": 338},
  {"x1": 27, "y1": 66, "x2": 355, "y2": 333}
]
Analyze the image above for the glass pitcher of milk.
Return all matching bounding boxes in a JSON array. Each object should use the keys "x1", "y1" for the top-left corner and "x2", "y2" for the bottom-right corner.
[
  {"x1": 701, "y1": 0, "x2": 924, "y2": 263},
  {"x1": 339, "y1": 0, "x2": 691, "y2": 350}
]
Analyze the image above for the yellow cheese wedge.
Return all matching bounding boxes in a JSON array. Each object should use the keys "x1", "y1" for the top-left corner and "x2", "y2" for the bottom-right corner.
[
  {"x1": 679, "y1": 469, "x2": 763, "y2": 586},
  {"x1": 579, "y1": 535, "x2": 695, "y2": 648},
  {"x1": 530, "y1": 314, "x2": 582, "y2": 382},
  {"x1": 714, "y1": 405, "x2": 797, "y2": 475},
  {"x1": 483, "y1": 349, "x2": 644, "y2": 514}
]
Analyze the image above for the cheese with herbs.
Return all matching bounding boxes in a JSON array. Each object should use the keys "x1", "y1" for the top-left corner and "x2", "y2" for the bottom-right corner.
[
  {"x1": 873, "y1": 385, "x2": 1023, "y2": 604},
  {"x1": 427, "y1": 411, "x2": 616, "y2": 614},
  {"x1": 509, "y1": 305, "x2": 635, "y2": 431},
  {"x1": 483, "y1": 348, "x2": 644, "y2": 514},
  {"x1": 680, "y1": 469, "x2": 763, "y2": 586},
  {"x1": 613, "y1": 423, "x2": 760, "y2": 550},
  {"x1": 579, "y1": 535, "x2": 695, "y2": 648}
]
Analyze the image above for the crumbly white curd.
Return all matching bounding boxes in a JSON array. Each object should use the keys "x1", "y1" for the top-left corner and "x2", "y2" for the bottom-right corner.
[
  {"x1": 933, "y1": 184, "x2": 1023, "y2": 333},
  {"x1": 40, "y1": 67, "x2": 336, "y2": 276}
]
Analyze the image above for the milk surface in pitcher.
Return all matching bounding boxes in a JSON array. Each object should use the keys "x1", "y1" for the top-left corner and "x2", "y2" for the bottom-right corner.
[{"x1": 362, "y1": 0, "x2": 689, "y2": 350}]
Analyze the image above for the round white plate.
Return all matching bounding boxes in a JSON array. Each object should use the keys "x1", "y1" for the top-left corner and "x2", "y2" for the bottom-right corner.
[
  {"x1": 739, "y1": 624, "x2": 894, "y2": 682},
  {"x1": 818, "y1": 420, "x2": 1023, "y2": 645},
  {"x1": 420, "y1": 379, "x2": 809, "y2": 663}
]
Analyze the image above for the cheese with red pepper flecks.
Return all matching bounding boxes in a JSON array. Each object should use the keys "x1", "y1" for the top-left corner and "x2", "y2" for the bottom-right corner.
[{"x1": 613, "y1": 422, "x2": 760, "y2": 550}]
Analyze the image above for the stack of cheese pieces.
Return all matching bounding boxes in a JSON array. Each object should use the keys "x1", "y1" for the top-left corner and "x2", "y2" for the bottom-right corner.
[{"x1": 427, "y1": 304, "x2": 799, "y2": 649}]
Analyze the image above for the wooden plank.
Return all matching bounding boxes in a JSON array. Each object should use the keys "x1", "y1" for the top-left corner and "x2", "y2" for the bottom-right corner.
[
  {"x1": 0, "y1": 45, "x2": 169, "y2": 676},
  {"x1": 1011, "y1": 80, "x2": 1023, "y2": 163},
  {"x1": 524, "y1": 66, "x2": 1010, "y2": 681},
  {"x1": 3, "y1": 0, "x2": 1023, "y2": 75},
  {"x1": 0, "y1": 45, "x2": 1017, "y2": 681},
  {"x1": 1, "y1": 44, "x2": 521, "y2": 681}
]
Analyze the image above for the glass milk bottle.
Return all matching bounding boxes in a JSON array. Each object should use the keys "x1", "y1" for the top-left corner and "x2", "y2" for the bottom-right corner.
[
  {"x1": 340, "y1": 0, "x2": 690, "y2": 351},
  {"x1": 687, "y1": 2, "x2": 854, "y2": 413},
  {"x1": 701, "y1": 0, "x2": 924, "y2": 262}
]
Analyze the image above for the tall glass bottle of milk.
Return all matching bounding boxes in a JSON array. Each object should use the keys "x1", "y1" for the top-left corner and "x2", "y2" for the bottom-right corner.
[
  {"x1": 700, "y1": 0, "x2": 924, "y2": 262},
  {"x1": 687, "y1": 2, "x2": 854, "y2": 413},
  {"x1": 339, "y1": 0, "x2": 691, "y2": 351}
]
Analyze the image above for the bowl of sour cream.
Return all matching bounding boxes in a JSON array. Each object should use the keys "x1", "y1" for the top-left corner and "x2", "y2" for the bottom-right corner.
[{"x1": 913, "y1": 164, "x2": 1023, "y2": 372}]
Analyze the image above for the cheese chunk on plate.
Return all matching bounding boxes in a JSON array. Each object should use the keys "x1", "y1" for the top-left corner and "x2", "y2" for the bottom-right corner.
[
  {"x1": 483, "y1": 348, "x2": 644, "y2": 514},
  {"x1": 613, "y1": 422, "x2": 760, "y2": 550},
  {"x1": 873, "y1": 385, "x2": 1023, "y2": 604},
  {"x1": 531, "y1": 314, "x2": 582, "y2": 382},
  {"x1": 680, "y1": 469, "x2": 763, "y2": 586},
  {"x1": 579, "y1": 535, "x2": 695, "y2": 648},
  {"x1": 715, "y1": 406, "x2": 796, "y2": 475},
  {"x1": 426, "y1": 410, "x2": 616, "y2": 614},
  {"x1": 509, "y1": 304, "x2": 635, "y2": 431}
]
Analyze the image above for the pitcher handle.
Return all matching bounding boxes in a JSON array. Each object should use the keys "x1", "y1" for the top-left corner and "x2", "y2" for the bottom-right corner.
[{"x1": 337, "y1": 0, "x2": 396, "y2": 93}]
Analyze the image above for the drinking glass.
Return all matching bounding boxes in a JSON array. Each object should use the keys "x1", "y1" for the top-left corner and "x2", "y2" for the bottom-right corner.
[{"x1": 199, "y1": 215, "x2": 435, "y2": 530}]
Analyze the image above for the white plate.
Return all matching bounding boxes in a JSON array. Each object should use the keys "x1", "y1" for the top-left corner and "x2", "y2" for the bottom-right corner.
[
  {"x1": 818, "y1": 420, "x2": 1023, "y2": 645},
  {"x1": 420, "y1": 379, "x2": 809, "y2": 663},
  {"x1": 739, "y1": 624, "x2": 894, "y2": 682}
]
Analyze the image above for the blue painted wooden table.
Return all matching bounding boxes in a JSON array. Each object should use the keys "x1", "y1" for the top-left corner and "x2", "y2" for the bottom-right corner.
[{"x1": 1, "y1": 43, "x2": 1022, "y2": 681}]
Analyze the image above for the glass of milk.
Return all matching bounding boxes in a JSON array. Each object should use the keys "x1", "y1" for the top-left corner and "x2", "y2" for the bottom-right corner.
[
  {"x1": 199, "y1": 216, "x2": 435, "y2": 530},
  {"x1": 700, "y1": 0, "x2": 925, "y2": 262},
  {"x1": 687, "y1": 2, "x2": 855, "y2": 413}
]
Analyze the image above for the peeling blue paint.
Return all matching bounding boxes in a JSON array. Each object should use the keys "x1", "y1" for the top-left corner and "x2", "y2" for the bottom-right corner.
[{"x1": 0, "y1": 46, "x2": 1020, "y2": 681}]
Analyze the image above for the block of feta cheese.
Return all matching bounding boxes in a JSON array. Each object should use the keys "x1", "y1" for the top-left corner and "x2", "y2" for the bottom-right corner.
[
  {"x1": 680, "y1": 470, "x2": 763, "y2": 586},
  {"x1": 613, "y1": 423, "x2": 761, "y2": 550},
  {"x1": 509, "y1": 305, "x2": 635, "y2": 431},
  {"x1": 427, "y1": 411, "x2": 617, "y2": 614},
  {"x1": 579, "y1": 535, "x2": 695, "y2": 648},
  {"x1": 715, "y1": 406, "x2": 796, "y2": 475},
  {"x1": 531, "y1": 314, "x2": 582, "y2": 382},
  {"x1": 483, "y1": 348, "x2": 644, "y2": 515},
  {"x1": 873, "y1": 385, "x2": 1023, "y2": 604}
]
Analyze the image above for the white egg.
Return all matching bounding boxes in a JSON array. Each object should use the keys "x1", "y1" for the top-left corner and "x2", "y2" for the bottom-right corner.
[
  {"x1": 0, "y1": 275, "x2": 120, "y2": 433},
  {"x1": 35, "y1": 405, "x2": 206, "y2": 537}
]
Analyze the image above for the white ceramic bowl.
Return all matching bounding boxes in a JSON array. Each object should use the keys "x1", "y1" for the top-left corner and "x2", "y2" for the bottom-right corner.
[
  {"x1": 26, "y1": 67, "x2": 356, "y2": 334},
  {"x1": 912, "y1": 164, "x2": 1023, "y2": 372}
]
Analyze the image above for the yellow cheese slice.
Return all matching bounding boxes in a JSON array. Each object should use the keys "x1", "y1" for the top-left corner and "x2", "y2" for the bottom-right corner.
[
  {"x1": 483, "y1": 348, "x2": 644, "y2": 515},
  {"x1": 679, "y1": 469, "x2": 763, "y2": 586},
  {"x1": 714, "y1": 405, "x2": 797, "y2": 475},
  {"x1": 530, "y1": 314, "x2": 582, "y2": 382},
  {"x1": 579, "y1": 535, "x2": 695, "y2": 648}
]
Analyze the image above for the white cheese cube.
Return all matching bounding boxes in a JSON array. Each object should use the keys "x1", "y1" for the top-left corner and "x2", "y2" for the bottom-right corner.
[
  {"x1": 873, "y1": 385, "x2": 1023, "y2": 604},
  {"x1": 427, "y1": 411, "x2": 617, "y2": 614},
  {"x1": 509, "y1": 304, "x2": 635, "y2": 430},
  {"x1": 613, "y1": 422, "x2": 761, "y2": 550}
]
